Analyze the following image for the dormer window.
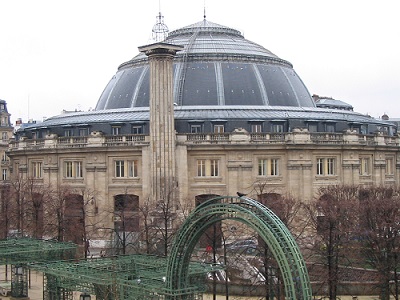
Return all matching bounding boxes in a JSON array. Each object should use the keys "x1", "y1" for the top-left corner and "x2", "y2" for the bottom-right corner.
[
  {"x1": 132, "y1": 125, "x2": 143, "y2": 134},
  {"x1": 306, "y1": 121, "x2": 318, "y2": 133},
  {"x1": 64, "y1": 129, "x2": 72, "y2": 137},
  {"x1": 112, "y1": 126, "x2": 121, "y2": 135},
  {"x1": 79, "y1": 128, "x2": 88, "y2": 136},
  {"x1": 188, "y1": 120, "x2": 204, "y2": 134},
  {"x1": 191, "y1": 124, "x2": 202, "y2": 133},
  {"x1": 211, "y1": 120, "x2": 227, "y2": 134},
  {"x1": 131, "y1": 122, "x2": 145, "y2": 135},
  {"x1": 214, "y1": 124, "x2": 224, "y2": 133}
]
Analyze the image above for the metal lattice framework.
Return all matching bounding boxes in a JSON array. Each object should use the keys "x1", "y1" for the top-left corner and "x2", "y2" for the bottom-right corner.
[
  {"x1": 166, "y1": 196, "x2": 312, "y2": 300},
  {"x1": 0, "y1": 238, "x2": 77, "y2": 265},
  {"x1": 32, "y1": 254, "x2": 219, "y2": 300},
  {"x1": 0, "y1": 238, "x2": 77, "y2": 298}
]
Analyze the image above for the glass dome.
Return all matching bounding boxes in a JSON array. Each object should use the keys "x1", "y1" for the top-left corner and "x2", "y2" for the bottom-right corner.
[{"x1": 95, "y1": 19, "x2": 315, "y2": 110}]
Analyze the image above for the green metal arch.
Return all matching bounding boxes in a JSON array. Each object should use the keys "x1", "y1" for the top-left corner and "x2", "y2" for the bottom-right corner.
[{"x1": 166, "y1": 196, "x2": 312, "y2": 299}]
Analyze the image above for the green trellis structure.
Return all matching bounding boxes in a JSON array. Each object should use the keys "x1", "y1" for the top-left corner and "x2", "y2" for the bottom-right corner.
[
  {"x1": 0, "y1": 238, "x2": 77, "y2": 298},
  {"x1": 166, "y1": 195, "x2": 313, "y2": 300}
]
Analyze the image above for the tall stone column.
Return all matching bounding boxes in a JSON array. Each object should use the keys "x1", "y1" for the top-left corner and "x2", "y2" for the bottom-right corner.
[{"x1": 139, "y1": 43, "x2": 183, "y2": 203}]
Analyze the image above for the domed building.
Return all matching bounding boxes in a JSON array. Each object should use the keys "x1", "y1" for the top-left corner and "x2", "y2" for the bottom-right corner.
[{"x1": 5, "y1": 17, "x2": 399, "y2": 245}]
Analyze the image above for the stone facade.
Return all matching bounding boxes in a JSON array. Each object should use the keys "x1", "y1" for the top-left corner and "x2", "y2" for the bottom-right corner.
[{"x1": 6, "y1": 129, "x2": 400, "y2": 239}]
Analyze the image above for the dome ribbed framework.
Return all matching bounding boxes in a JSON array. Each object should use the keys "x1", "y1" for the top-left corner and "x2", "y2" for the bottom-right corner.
[{"x1": 95, "y1": 20, "x2": 315, "y2": 110}]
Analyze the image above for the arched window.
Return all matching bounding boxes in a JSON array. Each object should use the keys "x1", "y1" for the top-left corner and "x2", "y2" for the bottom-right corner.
[
  {"x1": 113, "y1": 194, "x2": 139, "y2": 232},
  {"x1": 64, "y1": 194, "x2": 84, "y2": 245},
  {"x1": 258, "y1": 192, "x2": 282, "y2": 210}
]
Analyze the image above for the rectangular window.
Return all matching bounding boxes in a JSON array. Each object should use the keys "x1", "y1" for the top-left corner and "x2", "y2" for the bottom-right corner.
[
  {"x1": 317, "y1": 158, "x2": 335, "y2": 176},
  {"x1": 327, "y1": 158, "x2": 335, "y2": 175},
  {"x1": 272, "y1": 124, "x2": 284, "y2": 133},
  {"x1": 251, "y1": 124, "x2": 262, "y2": 133},
  {"x1": 115, "y1": 160, "x2": 138, "y2": 178},
  {"x1": 359, "y1": 157, "x2": 371, "y2": 175},
  {"x1": 210, "y1": 159, "x2": 219, "y2": 177},
  {"x1": 308, "y1": 124, "x2": 318, "y2": 133},
  {"x1": 1, "y1": 132, "x2": 7, "y2": 141},
  {"x1": 115, "y1": 160, "x2": 125, "y2": 178},
  {"x1": 32, "y1": 161, "x2": 43, "y2": 178},
  {"x1": 128, "y1": 160, "x2": 138, "y2": 178},
  {"x1": 64, "y1": 161, "x2": 83, "y2": 178},
  {"x1": 213, "y1": 125, "x2": 224, "y2": 133},
  {"x1": 64, "y1": 129, "x2": 72, "y2": 137},
  {"x1": 79, "y1": 128, "x2": 88, "y2": 136},
  {"x1": 2, "y1": 169, "x2": 7, "y2": 180},
  {"x1": 132, "y1": 126, "x2": 143, "y2": 134},
  {"x1": 385, "y1": 158, "x2": 394, "y2": 175},
  {"x1": 271, "y1": 158, "x2": 279, "y2": 176},
  {"x1": 190, "y1": 124, "x2": 202, "y2": 133},
  {"x1": 197, "y1": 160, "x2": 206, "y2": 177},
  {"x1": 317, "y1": 158, "x2": 324, "y2": 175},
  {"x1": 326, "y1": 124, "x2": 335, "y2": 133},
  {"x1": 112, "y1": 126, "x2": 121, "y2": 135},
  {"x1": 197, "y1": 159, "x2": 219, "y2": 177},
  {"x1": 258, "y1": 159, "x2": 280, "y2": 176}
]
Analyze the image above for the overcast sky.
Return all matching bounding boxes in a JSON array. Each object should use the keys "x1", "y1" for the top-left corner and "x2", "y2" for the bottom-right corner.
[{"x1": 1, "y1": 0, "x2": 399, "y2": 124}]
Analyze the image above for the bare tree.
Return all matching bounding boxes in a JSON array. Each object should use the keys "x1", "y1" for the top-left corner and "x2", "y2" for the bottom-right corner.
[
  {"x1": 359, "y1": 186, "x2": 400, "y2": 300},
  {"x1": 305, "y1": 184, "x2": 359, "y2": 300},
  {"x1": 248, "y1": 181, "x2": 310, "y2": 300},
  {"x1": 24, "y1": 179, "x2": 52, "y2": 238},
  {"x1": 139, "y1": 196, "x2": 154, "y2": 254},
  {"x1": 44, "y1": 184, "x2": 74, "y2": 241},
  {"x1": 0, "y1": 182, "x2": 11, "y2": 239},
  {"x1": 9, "y1": 174, "x2": 28, "y2": 236}
]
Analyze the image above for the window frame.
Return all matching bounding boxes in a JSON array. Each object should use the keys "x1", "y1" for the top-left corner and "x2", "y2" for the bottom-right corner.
[
  {"x1": 78, "y1": 128, "x2": 89, "y2": 137},
  {"x1": 114, "y1": 159, "x2": 139, "y2": 178},
  {"x1": 31, "y1": 161, "x2": 43, "y2": 178},
  {"x1": 1, "y1": 132, "x2": 8, "y2": 141},
  {"x1": 359, "y1": 157, "x2": 371, "y2": 176},
  {"x1": 213, "y1": 124, "x2": 225, "y2": 134},
  {"x1": 190, "y1": 124, "x2": 203, "y2": 134},
  {"x1": 64, "y1": 129, "x2": 72, "y2": 137},
  {"x1": 272, "y1": 124, "x2": 284, "y2": 133},
  {"x1": 316, "y1": 157, "x2": 336, "y2": 176},
  {"x1": 64, "y1": 161, "x2": 83, "y2": 179},
  {"x1": 132, "y1": 125, "x2": 143, "y2": 135},
  {"x1": 385, "y1": 157, "x2": 394, "y2": 175},
  {"x1": 258, "y1": 158, "x2": 280, "y2": 176},
  {"x1": 196, "y1": 159, "x2": 220, "y2": 177},
  {"x1": 251, "y1": 124, "x2": 262, "y2": 133},
  {"x1": 112, "y1": 126, "x2": 122, "y2": 135}
]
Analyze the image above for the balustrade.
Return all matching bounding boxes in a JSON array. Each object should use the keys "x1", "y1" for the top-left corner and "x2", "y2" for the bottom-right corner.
[{"x1": 7, "y1": 131, "x2": 399, "y2": 151}]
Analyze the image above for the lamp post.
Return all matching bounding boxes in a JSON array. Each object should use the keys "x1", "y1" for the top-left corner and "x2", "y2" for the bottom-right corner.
[{"x1": 11, "y1": 264, "x2": 28, "y2": 298}]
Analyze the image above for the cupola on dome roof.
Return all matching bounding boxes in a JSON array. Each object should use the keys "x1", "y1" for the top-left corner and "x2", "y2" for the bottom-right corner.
[{"x1": 95, "y1": 19, "x2": 315, "y2": 110}]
